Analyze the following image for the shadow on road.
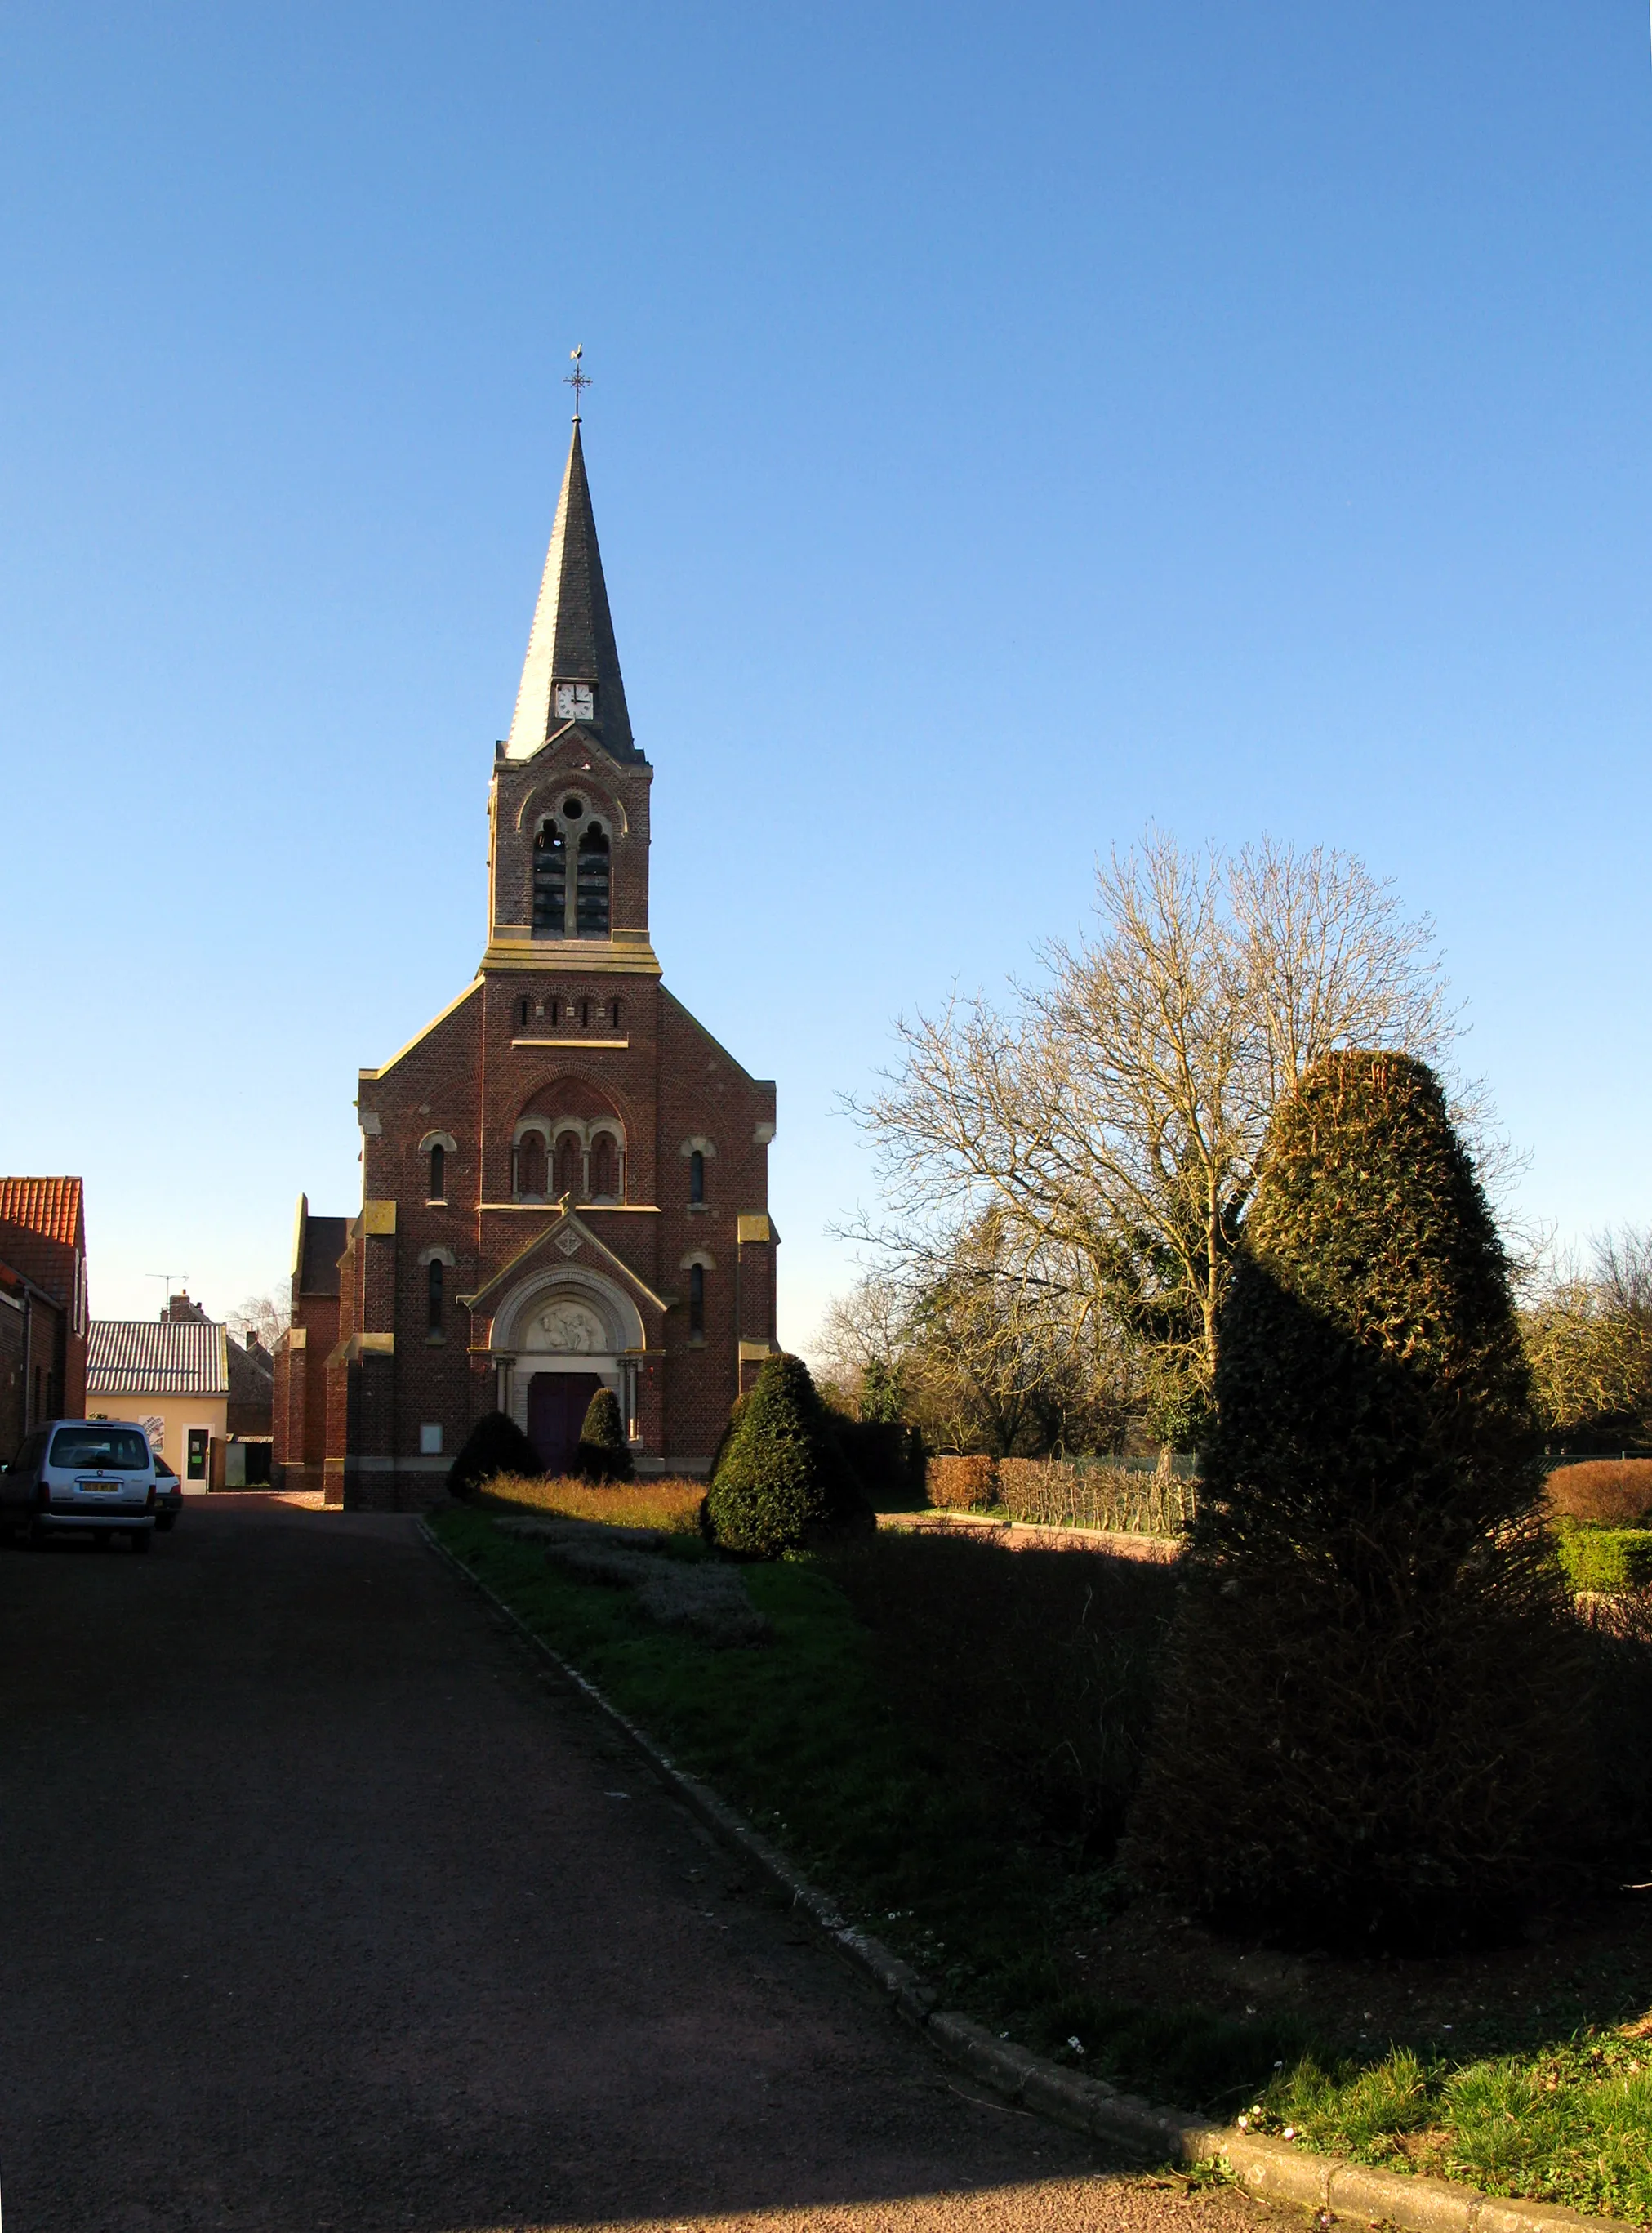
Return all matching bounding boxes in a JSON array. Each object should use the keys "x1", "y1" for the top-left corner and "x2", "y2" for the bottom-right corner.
[{"x1": 0, "y1": 1501, "x2": 1285, "y2": 2233}]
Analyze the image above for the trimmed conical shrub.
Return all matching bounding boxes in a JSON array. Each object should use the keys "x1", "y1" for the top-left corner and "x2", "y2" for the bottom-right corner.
[
  {"x1": 1125, "y1": 1050, "x2": 1579, "y2": 1950},
  {"x1": 447, "y1": 1411, "x2": 542, "y2": 1501},
  {"x1": 574, "y1": 1386, "x2": 634, "y2": 1482},
  {"x1": 706, "y1": 1353, "x2": 870, "y2": 1558}
]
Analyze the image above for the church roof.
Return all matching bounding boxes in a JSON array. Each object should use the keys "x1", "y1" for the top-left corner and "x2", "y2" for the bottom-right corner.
[{"x1": 504, "y1": 419, "x2": 639, "y2": 764}]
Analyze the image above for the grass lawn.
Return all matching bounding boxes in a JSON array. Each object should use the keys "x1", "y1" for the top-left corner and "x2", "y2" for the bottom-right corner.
[{"x1": 430, "y1": 1504, "x2": 1652, "y2": 2219}]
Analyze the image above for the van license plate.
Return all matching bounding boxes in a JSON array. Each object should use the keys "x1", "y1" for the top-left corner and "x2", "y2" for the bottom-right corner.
[{"x1": 77, "y1": 1478, "x2": 119, "y2": 1492}]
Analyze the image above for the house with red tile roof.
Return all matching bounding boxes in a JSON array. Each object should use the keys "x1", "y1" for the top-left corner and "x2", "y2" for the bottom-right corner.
[{"x1": 0, "y1": 1177, "x2": 89, "y2": 1455}]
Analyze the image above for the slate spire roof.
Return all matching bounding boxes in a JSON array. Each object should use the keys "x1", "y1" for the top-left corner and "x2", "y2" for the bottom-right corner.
[{"x1": 504, "y1": 417, "x2": 639, "y2": 764}]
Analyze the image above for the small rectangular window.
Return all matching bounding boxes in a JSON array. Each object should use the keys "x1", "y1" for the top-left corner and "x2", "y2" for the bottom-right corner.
[
  {"x1": 420, "y1": 1422, "x2": 443, "y2": 1455},
  {"x1": 427, "y1": 1258, "x2": 444, "y2": 1333},
  {"x1": 689, "y1": 1262, "x2": 706, "y2": 1338}
]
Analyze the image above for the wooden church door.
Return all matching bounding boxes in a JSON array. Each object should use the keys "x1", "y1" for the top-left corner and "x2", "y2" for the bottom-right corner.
[{"x1": 526, "y1": 1371, "x2": 603, "y2": 1476}]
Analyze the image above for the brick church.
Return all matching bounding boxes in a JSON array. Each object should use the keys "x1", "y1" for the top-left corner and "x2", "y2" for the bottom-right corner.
[{"x1": 274, "y1": 413, "x2": 777, "y2": 1506}]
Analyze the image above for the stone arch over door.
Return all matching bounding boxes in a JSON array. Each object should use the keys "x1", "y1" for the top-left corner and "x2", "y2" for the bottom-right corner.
[{"x1": 491, "y1": 1265, "x2": 648, "y2": 1469}]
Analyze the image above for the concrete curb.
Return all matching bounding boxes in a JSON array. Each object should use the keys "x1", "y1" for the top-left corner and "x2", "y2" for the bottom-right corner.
[{"x1": 419, "y1": 1519, "x2": 1635, "y2": 2233}]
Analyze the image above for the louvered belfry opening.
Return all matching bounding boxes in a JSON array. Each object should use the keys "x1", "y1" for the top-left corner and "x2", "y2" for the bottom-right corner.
[
  {"x1": 532, "y1": 822, "x2": 567, "y2": 934},
  {"x1": 576, "y1": 825, "x2": 610, "y2": 937},
  {"x1": 554, "y1": 1130, "x2": 583, "y2": 1199}
]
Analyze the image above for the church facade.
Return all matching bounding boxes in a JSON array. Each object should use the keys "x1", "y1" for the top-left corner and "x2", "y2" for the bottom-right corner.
[{"x1": 273, "y1": 418, "x2": 777, "y2": 1506}]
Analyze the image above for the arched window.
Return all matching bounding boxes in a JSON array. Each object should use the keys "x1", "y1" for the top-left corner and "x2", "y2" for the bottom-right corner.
[
  {"x1": 517, "y1": 1131, "x2": 546, "y2": 1198},
  {"x1": 532, "y1": 822, "x2": 567, "y2": 936},
  {"x1": 427, "y1": 1258, "x2": 444, "y2": 1334},
  {"x1": 590, "y1": 1132, "x2": 617, "y2": 1201},
  {"x1": 428, "y1": 1143, "x2": 446, "y2": 1202},
  {"x1": 612, "y1": 998, "x2": 622, "y2": 1031},
  {"x1": 576, "y1": 825, "x2": 610, "y2": 937},
  {"x1": 689, "y1": 1149, "x2": 705, "y2": 1206},
  {"x1": 554, "y1": 1130, "x2": 583, "y2": 1200},
  {"x1": 688, "y1": 1262, "x2": 706, "y2": 1338}
]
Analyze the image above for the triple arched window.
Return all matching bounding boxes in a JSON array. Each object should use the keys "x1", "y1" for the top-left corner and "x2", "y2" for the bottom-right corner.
[
  {"x1": 511, "y1": 1118, "x2": 626, "y2": 1205},
  {"x1": 532, "y1": 796, "x2": 611, "y2": 940}
]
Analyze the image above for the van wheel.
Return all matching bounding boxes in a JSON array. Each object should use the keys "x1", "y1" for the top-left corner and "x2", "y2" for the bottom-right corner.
[
  {"x1": 93, "y1": 1531, "x2": 112, "y2": 1550},
  {"x1": 130, "y1": 1530, "x2": 153, "y2": 1556},
  {"x1": 155, "y1": 1514, "x2": 176, "y2": 1532}
]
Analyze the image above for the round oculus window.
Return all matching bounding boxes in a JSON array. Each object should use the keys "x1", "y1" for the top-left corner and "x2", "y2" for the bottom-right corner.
[{"x1": 561, "y1": 796, "x2": 585, "y2": 819}]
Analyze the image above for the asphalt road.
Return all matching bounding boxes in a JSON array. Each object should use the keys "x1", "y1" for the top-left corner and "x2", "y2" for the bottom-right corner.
[{"x1": 0, "y1": 1499, "x2": 1298, "y2": 2233}]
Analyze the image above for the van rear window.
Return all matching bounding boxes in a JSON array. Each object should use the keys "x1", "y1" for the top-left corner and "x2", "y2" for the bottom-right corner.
[{"x1": 48, "y1": 1428, "x2": 152, "y2": 1471}]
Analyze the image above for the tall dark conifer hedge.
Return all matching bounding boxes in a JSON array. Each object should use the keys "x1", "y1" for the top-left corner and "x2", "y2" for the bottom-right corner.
[
  {"x1": 1125, "y1": 1050, "x2": 1579, "y2": 1949},
  {"x1": 706, "y1": 1353, "x2": 869, "y2": 1558},
  {"x1": 574, "y1": 1387, "x2": 634, "y2": 1482}
]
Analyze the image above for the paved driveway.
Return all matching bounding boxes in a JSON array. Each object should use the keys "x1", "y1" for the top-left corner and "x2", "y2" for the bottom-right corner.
[{"x1": 0, "y1": 1500, "x2": 1287, "y2": 2233}]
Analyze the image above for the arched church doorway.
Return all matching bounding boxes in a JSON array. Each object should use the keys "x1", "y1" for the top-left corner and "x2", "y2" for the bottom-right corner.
[{"x1": 527, "y1": 1371, "x2": 604, "y2": 1475}]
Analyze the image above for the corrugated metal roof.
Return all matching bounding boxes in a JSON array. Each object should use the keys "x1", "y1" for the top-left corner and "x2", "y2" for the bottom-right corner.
[
  {"x1": 88, "y1": 1319, "x2": 229, "y2": 1397},
  {"x1": 0, "y1": 1178, "x2": 84, "y2": 1248}
]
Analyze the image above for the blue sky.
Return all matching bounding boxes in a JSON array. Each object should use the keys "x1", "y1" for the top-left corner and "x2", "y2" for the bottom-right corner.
[{"x1": 2, "y1": 2, "x2": 1650, "y2": 1340}]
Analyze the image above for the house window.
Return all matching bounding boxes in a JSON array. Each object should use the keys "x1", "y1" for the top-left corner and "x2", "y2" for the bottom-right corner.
[
  {"x1": 427, "y1": 1259, "x2": 444, "y2": 1333},
  {"x1": 532, "y1": 822, "x2": 567, "y2": 935},
  {"x1": 420, "y1": 1422, "x2": 443, "y2": 1455},
  {"x1": 688, "y1": 1262, "x2": 706, "y2": 1338},
  {"x1": 428, "y1": 1143, "x2": 446, "y2": 1202},
  {"x1": 689, "y1": 1149, "x2": 705, "y2": 1206},
  {"x1": 576, "y1": 825, "x2": 610, "y2": 937}
]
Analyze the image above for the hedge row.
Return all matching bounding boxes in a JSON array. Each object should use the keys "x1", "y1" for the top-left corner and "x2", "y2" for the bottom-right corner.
[
  {"x1": 1547, "y1": 1460, "x2": 1652, "y2": 1529},
  {"x1": 924, "y1": 1454, "x2": 1197, "y2": 1535},
  {"x1": 1557, "y1": 1528, "x2": 1652, "y2": 1596}
]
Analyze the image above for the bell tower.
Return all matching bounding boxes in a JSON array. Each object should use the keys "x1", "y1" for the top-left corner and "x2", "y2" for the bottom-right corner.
[{"x1": 484, "y1": 416, "x2": 658, "y2": 977}]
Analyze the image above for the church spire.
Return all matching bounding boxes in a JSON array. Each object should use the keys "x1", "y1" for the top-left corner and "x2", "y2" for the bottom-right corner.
[{"x1": 503, "y1": 412, "x2": 639, "y2": 763}]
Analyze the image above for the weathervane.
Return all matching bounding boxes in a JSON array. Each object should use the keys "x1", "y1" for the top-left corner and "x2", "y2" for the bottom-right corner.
[{"x1": 565, "y1": 343, "x2": 590, "y2": 421}]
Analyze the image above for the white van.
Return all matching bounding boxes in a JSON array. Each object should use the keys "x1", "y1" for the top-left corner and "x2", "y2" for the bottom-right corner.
[{"x1": 1, "y1": 1420, "x2": 159, "y2": 1550}]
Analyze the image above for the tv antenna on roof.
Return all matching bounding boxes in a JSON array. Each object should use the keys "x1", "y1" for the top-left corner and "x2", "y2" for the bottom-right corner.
[{"x1": 148, "y1": 1271, "x2": 189, "y2": 1304}]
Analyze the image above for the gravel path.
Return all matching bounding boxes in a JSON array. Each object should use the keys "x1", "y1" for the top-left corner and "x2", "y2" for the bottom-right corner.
[{"x1": 0, "y1": 1499, "x2": 1296, "y2": 2233}]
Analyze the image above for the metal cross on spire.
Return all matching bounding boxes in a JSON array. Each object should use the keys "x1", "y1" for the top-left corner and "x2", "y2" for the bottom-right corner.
[{"x1": 565, "y1": 343, "x2": 590, "y2": 421}]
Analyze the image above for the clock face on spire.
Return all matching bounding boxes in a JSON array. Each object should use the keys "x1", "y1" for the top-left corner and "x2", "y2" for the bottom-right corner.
[{"x1": 554, "y1": 682, "x2": 595, "y2": 723}]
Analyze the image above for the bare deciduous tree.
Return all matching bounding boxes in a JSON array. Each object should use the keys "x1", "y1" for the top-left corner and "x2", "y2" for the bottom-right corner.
[
  {"x1": 228, "y1": 1293, "x2": 292, "y2": 1351},
  {"x1": 848, "y1": 830, "x2": 1467, "y2": 1416},
  {"x1": 1521, "y1": 1228, "x2": 1652, "y2": 1441}
]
